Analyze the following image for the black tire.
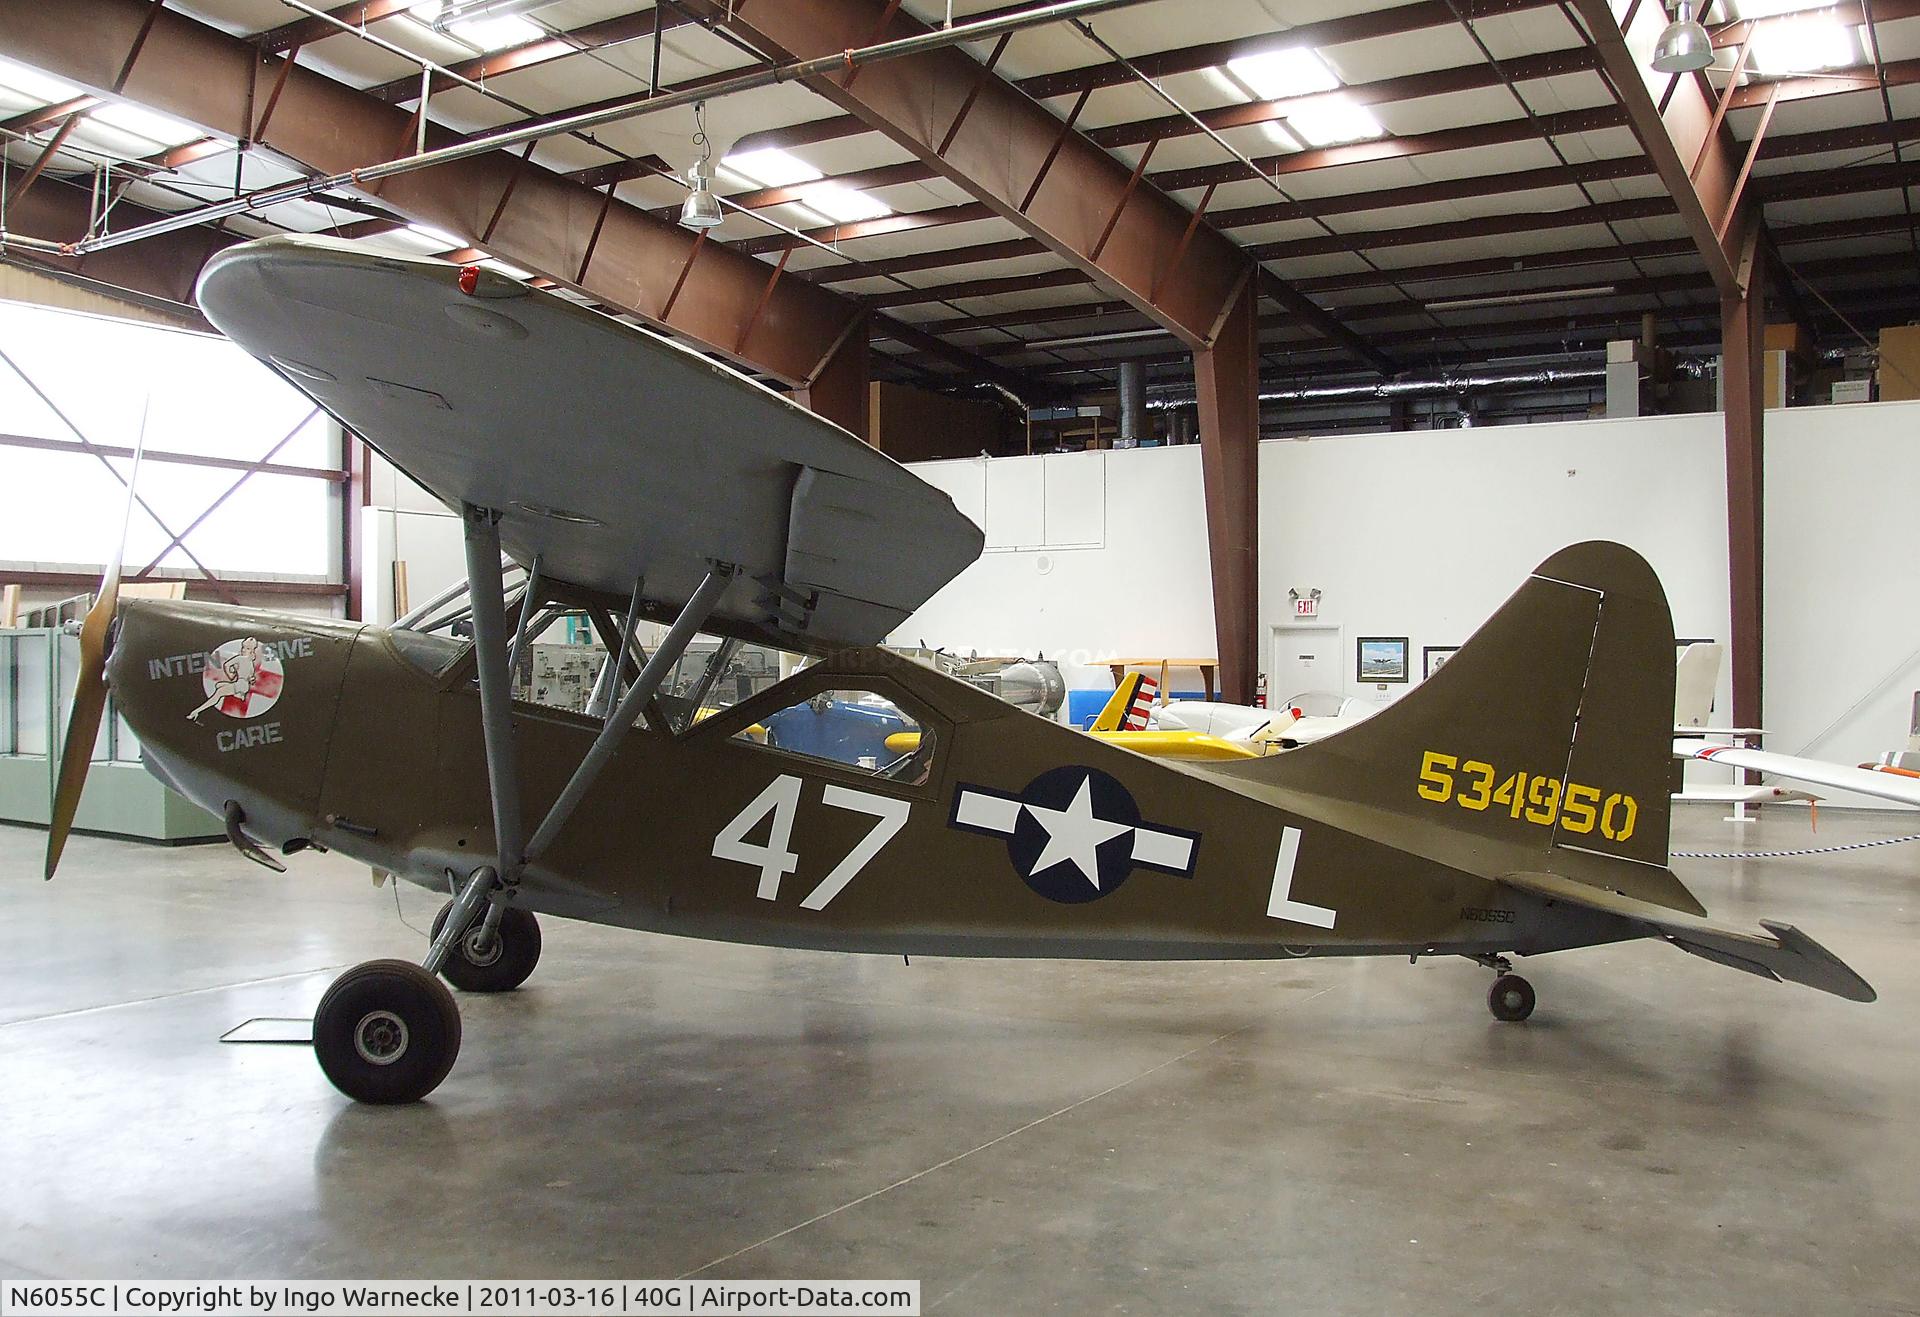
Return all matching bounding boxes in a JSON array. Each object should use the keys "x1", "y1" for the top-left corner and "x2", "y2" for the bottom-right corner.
[
  {"x1": 430, "y1": 901, "x2": 542, "y2": 993},
  {"x1": 313, "y1": 959, "x2": 461, "y2": 1104},
  {"x1": 1487, "y1": 973, "x2": 1536, "y2": 1022}
]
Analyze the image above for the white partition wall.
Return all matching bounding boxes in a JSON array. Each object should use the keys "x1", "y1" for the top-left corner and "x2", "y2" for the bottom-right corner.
[
  {"x1": 904, "y1": 446, "x2": 1215, "y2": 701},
  {"x1": 896, "y1": 401, "x2": 1920, "y2": 807},
  {"x1": 1765, "y1": 403, "x2": 1920, "y2": 796}
]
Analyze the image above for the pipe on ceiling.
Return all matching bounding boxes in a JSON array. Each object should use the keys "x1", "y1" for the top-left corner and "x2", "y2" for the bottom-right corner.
[{"x1": 1146, "y1": 364, "x2": 1606, "y2": 407}]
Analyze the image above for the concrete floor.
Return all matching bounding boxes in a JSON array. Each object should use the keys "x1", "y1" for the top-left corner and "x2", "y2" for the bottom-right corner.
[{"x1": 1, "y1": 807, "x2": 1917, "y2": 1315}]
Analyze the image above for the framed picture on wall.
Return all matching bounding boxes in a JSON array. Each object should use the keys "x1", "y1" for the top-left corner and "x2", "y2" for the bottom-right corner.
[
  {"x1": 1423, "y1": 646, "x2": 1460, "y2": 678},
  {"x1": 1357, "y1": 637, "x2": 1410, "y2": 684}
]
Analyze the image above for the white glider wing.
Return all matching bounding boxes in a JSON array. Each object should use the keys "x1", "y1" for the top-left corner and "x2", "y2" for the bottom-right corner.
[
  {"x1": 196, "y1": 235, "x2": 983, "y2": 652},
  {"x1": 1674, "y1": 740, "x2": 1920, "y2": 809}
]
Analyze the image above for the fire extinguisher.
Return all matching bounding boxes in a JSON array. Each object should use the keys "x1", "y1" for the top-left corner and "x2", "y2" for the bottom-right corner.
[{"x1": 1254, "y1": 672, "x2": 1268, "y2": 709}]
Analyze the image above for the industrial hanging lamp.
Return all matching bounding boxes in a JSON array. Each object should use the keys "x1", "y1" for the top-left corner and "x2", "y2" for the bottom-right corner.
[
  {"x1": 1652, "y1": 2, "x2": 1715, "y2": 73},
  {"x1": 679, "y1": 102, "x2": 725, "y2": 230}
]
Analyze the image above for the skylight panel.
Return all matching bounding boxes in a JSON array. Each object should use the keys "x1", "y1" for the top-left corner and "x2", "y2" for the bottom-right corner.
[
  {"x1": 91, "y1": 102, "x2": 202, "y2": 149},
  {"x1": 722, "y1": 146, "x2": 826, "y2": 189},
  {"x1": 1725, "y1": 1, "x2": 1828, "y2": 17},
  {"x1": 1283, "y1": 94, "x2": 1386, "y2": 147},
  {"x1": 0, "y1": 54, "x2": 84, "y2": 107},
  {"x1": 1223, "y1": 47, "x2": 1341, "y2": 101},
  {"x1": 1747, "y1": 17, "x2": 1861, "y2": 74},
  {"x1": 407, "y1": 3, "x2": 543, "y2": 55},
  {"x1": 444, "y1": 12, "x2": 543, "y2": 51},
  {"x1": 799, "y1": 182, "x2": 893, "y2": 224}
]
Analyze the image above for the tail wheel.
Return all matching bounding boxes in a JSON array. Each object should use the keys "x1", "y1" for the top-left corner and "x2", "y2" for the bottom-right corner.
[
  {"x1": 430, "y1": 901, "x2": 542, "y2": 993},
  {"x1": 313, "y1": 959, "x2": 461, "y2": 1103},
  {"x1": 1487, "y1": 973, "x2": 1536, "y2": 1022}
]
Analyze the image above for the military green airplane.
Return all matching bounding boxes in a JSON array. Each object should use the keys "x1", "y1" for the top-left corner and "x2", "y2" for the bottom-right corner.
[{"x1": 44, "y1": 236, "x2": 1873, "y2": 1106}]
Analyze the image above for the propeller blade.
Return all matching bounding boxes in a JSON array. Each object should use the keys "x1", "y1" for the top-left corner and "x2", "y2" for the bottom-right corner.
[{"x1": 45, "y1": 397, "x2": 148, "y2": 879}]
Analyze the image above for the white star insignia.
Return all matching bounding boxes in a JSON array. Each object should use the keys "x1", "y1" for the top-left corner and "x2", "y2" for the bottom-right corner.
[{"x1": 1022, "y1": 776, "x2": 1133, "y2": 891}]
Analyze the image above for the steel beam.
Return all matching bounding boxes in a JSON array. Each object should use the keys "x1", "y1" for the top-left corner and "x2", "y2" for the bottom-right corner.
[
  {"x1": 1720, "y1": 228, "x2": 1766, "y2": 738},
  {"x1": 1571, "y1": 0, "x2": 1752, "y2": 298},
  {"x1": 1, "y1": 0, "x2": 868, "y2": 387},
  {"x1": 729, "y1": 0, "x2": 1559, "y2": 157},
  {"x1": 601, "y1": 47, "x2": 1605, "y2": 209},
  {"x1": 700, "y1": 0, "x2": 1335, "y2": 359},
  {"x1": 794, "y1": 313, "x2": 872, "y2": 441},
  {"x1": 1192, "y1": 277, "x2": 1259, "y2": 704},
  {"x1": 257, "y1": 0, "x2": 414, "y2": 54},
  {"x1": 362, "y1": 7, "x2": 696, "y2": 104}
]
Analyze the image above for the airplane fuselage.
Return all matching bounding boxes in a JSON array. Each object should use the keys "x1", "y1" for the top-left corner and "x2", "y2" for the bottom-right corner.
[{"x1": 110, "y1": 599, "x2": 1636, "y2": 965}]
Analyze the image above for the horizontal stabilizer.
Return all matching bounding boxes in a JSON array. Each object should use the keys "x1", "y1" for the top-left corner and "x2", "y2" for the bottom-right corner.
[{"x1": 1502, "y1": 869, "x2": 1875, "y2": 1003}]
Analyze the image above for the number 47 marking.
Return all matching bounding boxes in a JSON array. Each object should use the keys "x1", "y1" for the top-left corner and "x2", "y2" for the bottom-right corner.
[{"x1": 712, "y1": 774, "x2": 911, "y2": 910}]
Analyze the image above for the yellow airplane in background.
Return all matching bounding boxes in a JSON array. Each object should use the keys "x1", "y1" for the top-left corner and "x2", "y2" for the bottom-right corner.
[{"x1": 887, "y1": 671, "x2": 1278, "y2": 763}]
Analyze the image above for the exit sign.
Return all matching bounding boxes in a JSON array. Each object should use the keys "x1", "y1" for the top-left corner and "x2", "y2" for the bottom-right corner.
[{"x1": 1294, "y1": 597, "x2": 1319, "y2": 617}]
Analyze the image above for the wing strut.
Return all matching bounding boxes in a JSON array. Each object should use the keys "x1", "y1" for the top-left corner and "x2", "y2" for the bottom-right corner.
[
  {"x1": 461, "y1": 504, "x2": 529, "y2": 888},
  {"x1": 455, "y1": 502, "x2": 736, "y2": 888},
  {"x1": 522, "y1": 559, "x2": 736, "y2": 864}
]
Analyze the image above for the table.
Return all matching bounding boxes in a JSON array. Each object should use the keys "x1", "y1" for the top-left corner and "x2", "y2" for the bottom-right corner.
[{"x1": 1106, "y1": 657, "x2": 1220, "y2": 703}]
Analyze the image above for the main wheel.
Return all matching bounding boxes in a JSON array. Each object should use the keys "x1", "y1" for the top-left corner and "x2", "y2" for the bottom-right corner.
[
  {"x1": 313, "y1": 959, "x2": 461, "y2": 1103},
  {"x1": 1487, "y1": 973, "x2": 1536, "y2": 1022},
  {"x1": 430, "y1": 901, "x2": 542, "y2": 993}
]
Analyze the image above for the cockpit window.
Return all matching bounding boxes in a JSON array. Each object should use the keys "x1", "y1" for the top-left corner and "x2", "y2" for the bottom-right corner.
[
  {"x1": 731, "y1": 685, "x2": 937, "y2": 784},
  {"x1": 655, "y1": 638, "x2": 787, "y2": 734}
]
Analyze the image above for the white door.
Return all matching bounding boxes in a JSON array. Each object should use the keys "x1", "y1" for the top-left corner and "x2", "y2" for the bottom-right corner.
[{"x1": 1270, "y1": 625, "x2": 1342, "y2": 705}]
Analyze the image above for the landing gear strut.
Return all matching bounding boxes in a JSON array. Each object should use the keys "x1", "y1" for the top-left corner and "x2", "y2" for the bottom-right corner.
[
  {"x1": 1472, "y1": 953, "x2": 1536, "y2": 1022},
  {"x1": 313, "y1": 507, "x2": 734, "y2": 1104},
  {"x1": 431, "y1": 898, "x2": 542, "y2": 993}
]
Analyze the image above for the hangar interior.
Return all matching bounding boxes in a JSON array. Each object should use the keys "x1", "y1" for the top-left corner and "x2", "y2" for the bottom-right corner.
[{"x1": 2, "y1": 0, "x2": 1918, "y2": 1310}]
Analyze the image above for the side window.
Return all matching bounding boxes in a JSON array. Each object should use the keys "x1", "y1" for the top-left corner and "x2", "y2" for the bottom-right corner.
[{"x1": 734, "y1": 685, "x2": 937, "y2": 784}]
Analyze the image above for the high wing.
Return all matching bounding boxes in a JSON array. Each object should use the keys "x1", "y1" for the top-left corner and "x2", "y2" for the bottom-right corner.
[
  {"x1": 195, "y1": 235, "x2": 984, "y2": 653},
  {"x1": 1674, "y1": 740, "x2": 1920, "y2": 809}
]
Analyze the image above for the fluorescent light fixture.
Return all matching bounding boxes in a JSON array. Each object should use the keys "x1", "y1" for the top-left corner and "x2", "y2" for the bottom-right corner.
[
  {"x1": 408, "y1": 2, "x2": 543, "y2": 53},
  {"x1": 1428, "y1": 284, "x2": 1618, "y2": 311},
  {"x1": 722, "y1": 146, "x2": 825, "y2": 189},
  {"x1": 798, "y1": 182, "x2": 892, "y2": 224},
  {"x1": 1748, "y1": 16, "x2": 1859, "y2": 74},
  {"x1": 0, "y1": 54, "x2": 84, "y2": 107},
  {"x1": 1025, "y1": 327, "x2": 1167, "y2": 351},
  {"x1": 1284, "y1": 94, "x2": 1385, "y2": 147},
  {"x1": 407, "y1": 223, "x2": 463, "y2": 248},
  {"x1": 428, "y1": 0, "x2": 561, "y2": 25},
  {"x1": 1223, "y1": 47, "x2": 1341, "y2": 101},
  {"x1": 91, "y1": 101, "x2": 202, "y2": 149},
  {"x1": 481, "y1": 258, "x2": 532, "y2": 280}
]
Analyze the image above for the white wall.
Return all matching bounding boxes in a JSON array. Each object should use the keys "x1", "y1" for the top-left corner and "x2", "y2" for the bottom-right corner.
[
  {"x1": 1765, "y1": 403, "x2": 1920, "y2": 787},
  {"x1": 902, "y1": 447, "x2": 1215, "y2": 699},
  {"x1": 362, "y1": 449, "x2": 464, "y2": 624},
  {"x1": 895, "y1": 401, "x2": 1920, "y2": 807},
  {"x1": 1256, "y1": 412, "x2": 1732, "y2": 716}
]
